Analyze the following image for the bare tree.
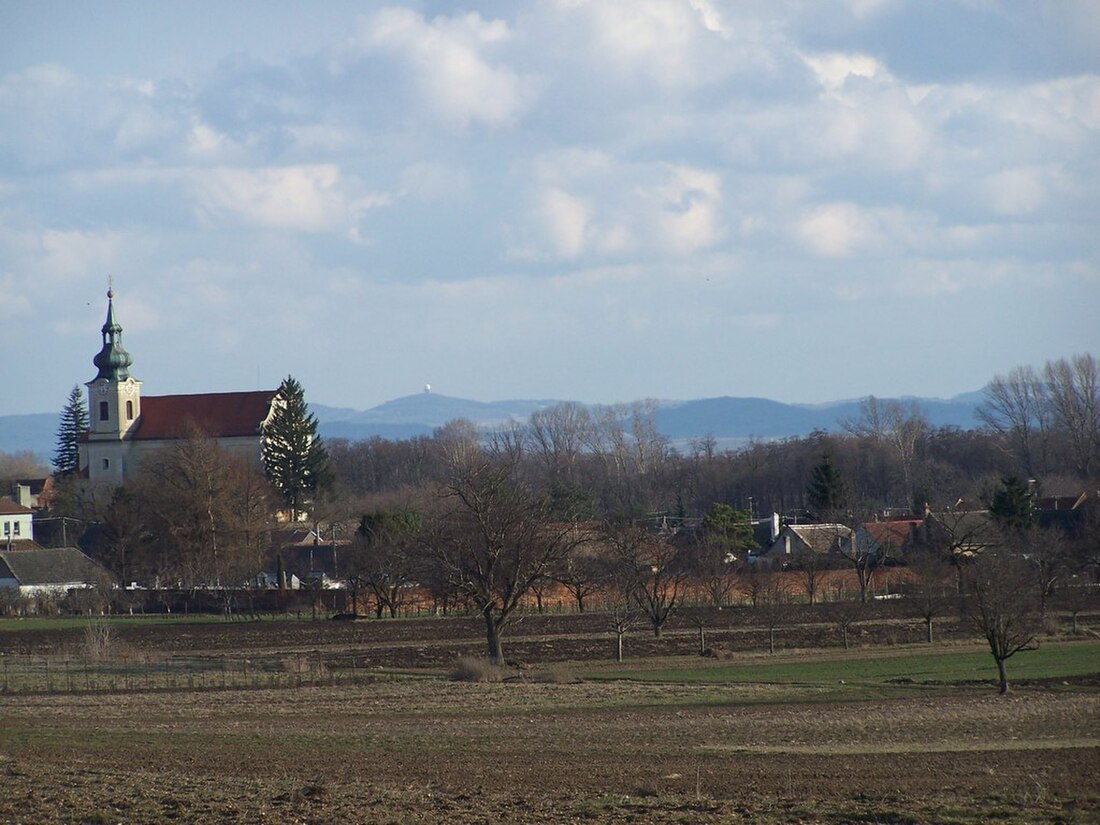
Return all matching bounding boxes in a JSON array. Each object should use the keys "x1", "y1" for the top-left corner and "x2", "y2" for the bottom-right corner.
[
  {"x1": 794, "y1": 548, "x2": 825, "y2": 606},
  {"x1": 977, "y1": 365, "x2": 1052, "y2": 477},
  {"x1": 528, "y1": 401, "x2": 592, "y2": 485},
  {"x1": 1043, "y1": 354, "x2": 1100, "y2": 479},
  {"x1": 349, "y1": 507, "x2": 423, "y2": 618},
  {"x1": 844, "y1": 397, "x2": 928, "y2": 507},
  {"x1": 606, "y1": 523, "x2": 687, "y2": 637},
  {"x1": 963, "y1": 553, "x2": 1042, "y2": 694},
  {"x1": 828, "y1": 581, "x2": 865, "y2": 650},
  {"x1": 608, "y1": 602, "x2": 638, "y2": 663},
  {"x1": 427, "y1": 441, "x2": 580, "y2": 663},
  {"x1": 756, "y1": 571, "x2": 789, "y2": 654},
  {"x1": 553, "y1": 539, "x2": 608, "y2": 613},
  {"x1": 905, "y1": 546, "x2": 953, "y2": 643}
]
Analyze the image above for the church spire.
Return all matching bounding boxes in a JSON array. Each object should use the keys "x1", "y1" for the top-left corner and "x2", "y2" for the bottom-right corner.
[{"x1": 92, "y1": 287, "x2": 134, "y2": 381}]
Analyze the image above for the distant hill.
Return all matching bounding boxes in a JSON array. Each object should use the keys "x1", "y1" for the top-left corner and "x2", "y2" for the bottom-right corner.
[{"x1": 1, "y1": 391, "x2": 984, "y2": 459}]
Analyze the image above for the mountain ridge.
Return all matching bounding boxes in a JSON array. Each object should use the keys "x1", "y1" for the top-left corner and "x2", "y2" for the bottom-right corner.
[{"x1": 1, "y1": 390, "x2": 984, "y2": 460}]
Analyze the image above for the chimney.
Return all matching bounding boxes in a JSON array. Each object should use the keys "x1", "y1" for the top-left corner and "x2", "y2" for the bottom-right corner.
[{"x1": 771, "y1": 512, "x2": 780, "y2": 542}]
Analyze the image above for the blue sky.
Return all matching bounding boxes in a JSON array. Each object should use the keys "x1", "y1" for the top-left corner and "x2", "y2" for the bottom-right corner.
[{"x1": 2, "y1": 1, "x2": 1098, "y2": 415}]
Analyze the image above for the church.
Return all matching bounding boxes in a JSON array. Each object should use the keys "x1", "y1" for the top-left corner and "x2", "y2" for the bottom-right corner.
[{"x1": 78, "y1": 290, "x2": 278, "y2": 485}]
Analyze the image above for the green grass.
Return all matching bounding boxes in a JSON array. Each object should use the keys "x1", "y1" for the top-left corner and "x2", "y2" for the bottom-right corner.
[{"x1": 588, "y1": 639, "x2": 1100, "y2": 688}]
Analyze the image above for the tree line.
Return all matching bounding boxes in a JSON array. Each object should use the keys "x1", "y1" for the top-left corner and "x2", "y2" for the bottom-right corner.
[{"x1": 6, "y1": 355, "x2": 1098, "y2": 684}]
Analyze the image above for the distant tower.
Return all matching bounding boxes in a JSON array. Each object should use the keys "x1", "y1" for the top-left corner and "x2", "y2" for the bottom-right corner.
[
  {"x1": 83, "y1": 288, "x2": 142, "y2": 482},
  {"x1": 424, "y1": 383, "x2": 431, "y2": 394}
]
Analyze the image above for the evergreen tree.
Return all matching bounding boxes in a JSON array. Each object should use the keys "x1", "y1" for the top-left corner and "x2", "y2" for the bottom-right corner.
[
  {"x1": 989, "y1": 475, "x2": 1036, "y2": 536},
  {"x1": 52, "y1": 385, "x2": 89, "y2": 476},
  {"x1": 701, "y1": 502, "x2": 757, "y2": 554},
  {"x1": 262, "y1": 375, "x2": 331, "y2": 521},
  {"x1": 807, "y1": 452, "x2": 847, "y2": 518}
]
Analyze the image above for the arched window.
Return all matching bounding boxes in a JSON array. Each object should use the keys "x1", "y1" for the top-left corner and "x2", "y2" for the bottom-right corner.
[
  {"x1": 126, "y1": 400, "x2": 134, "y2": 420},
  {"x1": 99, "y1": 401, "x2": 109, "y2": 421}
]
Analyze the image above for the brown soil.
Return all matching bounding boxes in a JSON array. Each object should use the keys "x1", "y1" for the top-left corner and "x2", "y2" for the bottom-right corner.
[
  {"x1": 0, "y1": 610, "x2": 1097, "y2": 823},
  {"x1": 0, "y1": 681, "x2": 1096, "y2": 824}
]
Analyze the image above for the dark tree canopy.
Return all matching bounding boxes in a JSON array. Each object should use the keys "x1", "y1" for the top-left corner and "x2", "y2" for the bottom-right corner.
[
  {"x1": 52, "y1": 385, "x2": 89, "y2": 476},
  {"x1": 807, "y1": 452, "x2": 847, "y2": 517},
  {"x1": 262, "y1": 375, "x2": 331, "y2": 521},
  {"x1": 989, "y1": 475, "x2": 1036, "y2": 536}
]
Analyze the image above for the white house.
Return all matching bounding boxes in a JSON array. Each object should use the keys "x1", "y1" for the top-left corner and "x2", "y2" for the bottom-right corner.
[{"x1": 0, "y1": 501, "x2": 33, "y2": 544}]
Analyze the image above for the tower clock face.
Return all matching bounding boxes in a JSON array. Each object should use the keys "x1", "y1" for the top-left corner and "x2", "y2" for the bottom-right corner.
[{"x1": 95, "y1": 384, "x2": 108, "y2": 396}]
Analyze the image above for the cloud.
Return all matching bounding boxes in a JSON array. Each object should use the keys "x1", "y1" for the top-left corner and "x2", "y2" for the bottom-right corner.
[
  {"x1": 797, "y1": 203, "x2": 870, "y2": 257},
  {"x1": 188, "y1": 165, "x2": 389, "y2": 233},
  {"x1": 350, "y1": 8, "x2": 537, "y2": 130},
  {"x1": 516, "y1": 151, "x2": 723, "y2": 260}
]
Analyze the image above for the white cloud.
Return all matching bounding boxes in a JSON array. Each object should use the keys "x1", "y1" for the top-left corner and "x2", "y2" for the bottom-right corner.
[
  {"x1": 797, "y1": 203, "x2": 870, "y2": 258},
  {"x1": 540, "y1": 187, "x2": 591, "y2": 258},
  {"x1": 188, "y1": 165, "x2": 388, "y2": 233},
  {"x1": 803, "y1": 52, "x2": 887, "y2": 90},
  {"x1": 351, "y1": 8, "x2": 536, "y2": 130},
  {"x1": 653, "y1": 165, "x2": 724, "y2": 253}
]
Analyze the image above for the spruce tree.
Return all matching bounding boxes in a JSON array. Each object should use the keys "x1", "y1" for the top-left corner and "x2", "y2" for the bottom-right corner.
[
  {"x1": 989, "y1": 475, "x2": 1036, "y2": 536},
  {"x1": 52, "y1": 385, "x2": 89, "y2": 476},
  {"x1": 262, "y1": 375, "x2": 331, "y2": 521},
  {"x1": 807, "y1": 452, "x2": 847, "y2": 518}
]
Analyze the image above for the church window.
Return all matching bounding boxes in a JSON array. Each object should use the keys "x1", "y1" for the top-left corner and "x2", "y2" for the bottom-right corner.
[
  {"x1": 102, "y1": 458, "x2": 109, "y2": 470},
  {"x1": 99, "y1": 401, "x2": 109, "y2": 421},
  {"x1": 126, "y1": 400, "x2": 134, "y2": 420}
]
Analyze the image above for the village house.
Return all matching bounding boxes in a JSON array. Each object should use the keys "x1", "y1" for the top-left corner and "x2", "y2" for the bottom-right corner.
[
  {"x1": 0, "y1": 501, "x2": 34, "y2": 546},
  {"x1": 0, "y1": 546, "x2": 109, "y2": 597}
]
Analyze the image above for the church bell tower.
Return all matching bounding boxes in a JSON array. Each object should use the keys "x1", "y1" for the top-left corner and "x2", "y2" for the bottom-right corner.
[{"x1": 82, "y1": 288, "x2": 142, "y2": 482}]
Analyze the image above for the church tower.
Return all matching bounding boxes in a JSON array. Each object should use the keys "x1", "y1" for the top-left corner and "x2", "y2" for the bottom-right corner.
[{"x1": 83, "y1": 289, "x2": 142, "y2": 483}]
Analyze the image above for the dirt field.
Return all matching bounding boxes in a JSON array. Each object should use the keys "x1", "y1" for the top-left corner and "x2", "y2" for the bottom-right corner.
[{"x1": 1, "y1": 611, "x2": 1098, "y2": 823}]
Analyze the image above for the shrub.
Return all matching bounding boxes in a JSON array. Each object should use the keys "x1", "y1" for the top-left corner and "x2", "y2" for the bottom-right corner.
[
  {"x1": 83, "y1": 621, "x2": 115, "y2": 661},
  {"x1": 449, "y1": 656, "x2": 505, "y2": 682},
  {"x1": 532, "y1": 663, "x2": 578, "y2": 684}
]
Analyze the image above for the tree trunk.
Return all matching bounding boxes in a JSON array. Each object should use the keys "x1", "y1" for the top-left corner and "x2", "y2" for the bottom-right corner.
[
  {"x1": 769, "y1": 626, "x2": 775, "y2": 655},
  {"x1": 698, "y1": 626, "x2": 706, "y2": 655},
  {"x1": 653, "y1": 622, "x2": 662, "y2": 638},
  {"x1": 485, "y1": 610, "x2": 504, "y2": 664},
  {"x1": 842, "y1": 625, "x2": 849, "y2": 650},
  {"x1": 996, "y1": 657, "x2": 1008, "y2": 695},
  {"x1": 926, "y1": 616, "x2": 934, "y2": 644},
  {"x1": 616, "y1": 631, "x2": 624, "y2": 663}
]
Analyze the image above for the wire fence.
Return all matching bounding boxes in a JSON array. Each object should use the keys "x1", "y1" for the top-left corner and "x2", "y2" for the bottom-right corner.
[{"x1": 0, "y1": 650, "x2": 379, "y2": 696}]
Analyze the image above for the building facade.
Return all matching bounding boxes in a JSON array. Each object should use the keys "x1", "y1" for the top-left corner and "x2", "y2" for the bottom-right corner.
[{"x1": 77, "y1": 290, "x2": 278, "y2": 485}]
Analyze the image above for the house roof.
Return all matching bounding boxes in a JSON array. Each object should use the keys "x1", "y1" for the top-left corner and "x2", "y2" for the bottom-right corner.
[
  {"x1": 133, "y1": 391, "x2": 277, "y2": 440},
  {"x1": 0, "y1": 501, "x2": 33, "y2": 516},
  {"x1": 785, "y1": 524, "x2": 852, "y2": 553},
  {"x1": 0, "y1": 547, "x2": 108, "y2": 586},
  {"x1": 862, "y1": 520, "x2": 922, "y2": 548}
]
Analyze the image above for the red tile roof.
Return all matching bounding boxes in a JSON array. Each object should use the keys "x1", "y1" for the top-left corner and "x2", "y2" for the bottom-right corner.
[
  {"x1": 134, "y1": 391, "x2": 277, "y2": 440},
  {"x1": 862, "y1": 520, "x2": 922, "y2": 547},
  {"x1": 0, "y1": 501, "x2": 33, "y2": 516}
]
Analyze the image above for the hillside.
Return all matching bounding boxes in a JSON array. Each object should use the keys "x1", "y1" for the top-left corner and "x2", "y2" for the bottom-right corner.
[{"x1": 1, "y1": 391, "x2": 983, "y2": 459}]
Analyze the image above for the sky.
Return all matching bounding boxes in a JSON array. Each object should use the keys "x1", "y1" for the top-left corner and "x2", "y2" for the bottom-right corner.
[{"x1": 1, "y1": 0, "x2": 1098, "y2": 416}]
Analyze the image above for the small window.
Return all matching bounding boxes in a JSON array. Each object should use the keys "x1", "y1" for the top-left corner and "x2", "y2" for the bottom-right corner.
[
  {"x1": 3, "y1": 522, "x2": 8, "y2": 536},
  {"x1": 126, "y1": 400, "x2": 134, "y2": 420},
  {"x1": 99, "y1": 401, "x2": 109, "y2": 421},
  {"x1": 102, "y1": 458, "x2": 110, "y2": 470},
  {"x1": 12, "y1": 522, "x2": 19, "y2": 536}
]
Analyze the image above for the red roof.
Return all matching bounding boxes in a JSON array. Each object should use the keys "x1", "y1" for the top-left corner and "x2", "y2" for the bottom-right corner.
[
  {"x1": 134, "y1": 391, "x2": 277, "y2": 440},
  {"x1": 862, "y1": 520, "x2": 922, "y2": 547},
  {"x1": 0, "y1": 501, "x2": 33, "y2": 516}
]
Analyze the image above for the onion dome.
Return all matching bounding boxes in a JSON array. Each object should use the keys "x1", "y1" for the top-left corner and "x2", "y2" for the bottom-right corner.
[{"x1": 92, "y1": 288, "x2": 134, "y2": 381}]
